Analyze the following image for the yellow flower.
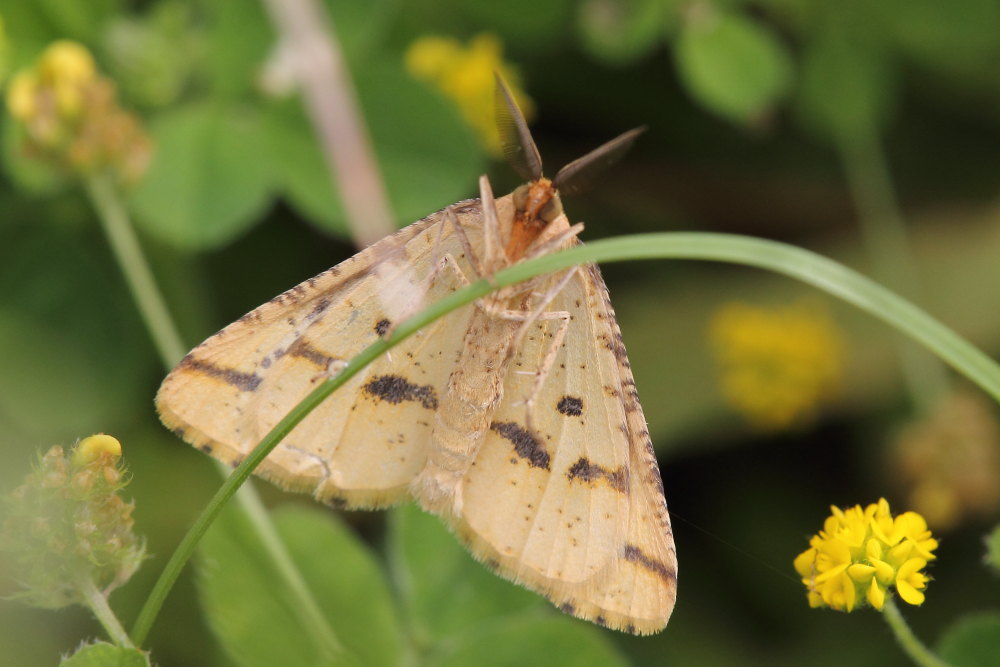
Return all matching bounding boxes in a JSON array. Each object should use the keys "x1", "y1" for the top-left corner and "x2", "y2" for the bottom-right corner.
[
  {"x1": 3, "y1": 40, "x2": 151, "y2": 184},
  {"x1": 794, "y1": 498, "x2": 937, "y2": 612},
  {"x1": 405, "y1": 33, "x2": 532, "y2": 155},
  {"x1": 708, "y1": 300, "x2": 845, "y2": 429},
  {"x1": 37, "y1": 40, "x2": 97, "y2": 117}
]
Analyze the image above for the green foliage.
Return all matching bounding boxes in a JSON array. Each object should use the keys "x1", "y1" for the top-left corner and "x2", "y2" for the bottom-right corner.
[
  {"x1": 674, "y1": 9, "x2": 792, "y2": 125},
  {"x1": 130, "y1": 103, "x2": 273, "y2": 250},
  {"x1": 795, "y1": 19, "x2": 893, "y2": 144},
  {"x1": 390, "y1": 503, "x2": 542, "y2": 638},
  {"x1": 60, "y1": 642, "x2": 151, "y2": 667},
  {"x1": 264, "y1": 62, "x2": 481, "y2": 239},
  {"x1": 576, "y1": 0, "x2": 668, "y2": 66},
  {"x1": 986, "y1": 524, "x2": 1000, "y2": 573},
  {"x1": 937, "y1": 612, "x2": 1000, "y2": 667},
  {"x1": 197, "y1": 503, "x2": 400, "y2": 667},
  {"x1": 196, "y1": 501, "x2": 624, "y2": 667},
  {"x1": 432, "y1": 615, "x2": 628, "y2": 667}
]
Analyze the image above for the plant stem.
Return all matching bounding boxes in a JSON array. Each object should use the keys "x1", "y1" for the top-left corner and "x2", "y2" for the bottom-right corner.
[
  {"x1": 86, "y1": 173, "x2": 342, "y2": 653},
  {"x1": 838, "y1": 127, "x2": 951, "y2": 412},
  {"x1": 260, "y1": 0, "x2": 395, "y2": 246},
  {"x1": 881, "y1": 597, "x2": 950, "y2": 667},
  {"x1": 78, "y1": 576, "x2": 135, "y2": 649},
  {"x1": 86, "y1": 174, "x2": 186, "y2": 366}
]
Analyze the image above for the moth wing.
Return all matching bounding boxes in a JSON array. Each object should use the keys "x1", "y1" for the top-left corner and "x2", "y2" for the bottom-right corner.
[
  {"x1": 454, "y1": 261, "x2": 677, "y2": 634},
  {"x1": 156, "y1": 201, "x2": 485, "y2": 508}
]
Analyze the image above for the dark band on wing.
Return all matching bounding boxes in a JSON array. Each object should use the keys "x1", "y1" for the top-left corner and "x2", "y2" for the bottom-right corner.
[
  {"x1": 490, "y1": 421, "x2": 551, "y2": 470},
  {"x1": 287, "y1": 337, "x2": 340, "y2": 368},
  {"x1": 179, "y1": 356, "x2": 262, "y2": 392},
  {"x1": 566, "y1": 457, "x2": 629, "y2": 494},
  {"x1": 363, "y1": 374, "x2": 438, "y2": 410},
  {"x1": 623, "y1": 544, "x2": 676, "y2": 584}
]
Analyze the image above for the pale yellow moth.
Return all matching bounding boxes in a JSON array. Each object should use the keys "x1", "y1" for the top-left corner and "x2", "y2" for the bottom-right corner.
[{"x1": 156, "y1": 75, "x2": 677, "y2": 634}]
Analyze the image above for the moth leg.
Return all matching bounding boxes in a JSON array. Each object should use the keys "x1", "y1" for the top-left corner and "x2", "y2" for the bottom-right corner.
[
  {"x1": 508, "y1": 267, "x2": 581, "y2": 431},
  {"x1": 425, "y1": 206, "x2": 483, "y2": 290}
]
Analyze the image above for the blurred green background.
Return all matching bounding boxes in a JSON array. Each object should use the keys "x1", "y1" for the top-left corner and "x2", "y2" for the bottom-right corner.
[{"x1": 2, "y1": 0, "x2": 1000, "y2": 665}]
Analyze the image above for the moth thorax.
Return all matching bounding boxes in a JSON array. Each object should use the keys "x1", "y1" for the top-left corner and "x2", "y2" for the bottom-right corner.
[{"x1": 512, "y1": 179, "x2": 563, "y2": 225}]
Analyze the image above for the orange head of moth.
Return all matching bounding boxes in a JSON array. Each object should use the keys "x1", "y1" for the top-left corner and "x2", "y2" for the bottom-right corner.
[{"x1": 494, "y1": 72, "x2": 646, "y2": 262}]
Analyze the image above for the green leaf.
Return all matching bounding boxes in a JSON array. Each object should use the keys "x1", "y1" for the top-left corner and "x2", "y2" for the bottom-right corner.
[
  {"x1": 389, "y1": 503, "x2": 543, "y2": 639},
  {"x1": 196, "y1": 503, "x2": 401, "y2": 667},
  {"x1": 1, "y1": 118, "x2": 68, "y2": 194},
  {"x1": 430, "y1": 615, "x2": 628, "y2": 667},
  {"x1": 322, "y1": 0, "x2": 398, "y2": 68},
  {"x1": 985, "y1": 524, "x2": 1000, "y2": 574},
  {"x1": 0, "y1": 309, "x2": 122, "y2": 438},
  {"x1": 937, "y1": 612, "x2": 1000, "y2": 667},
  {"x1": 0, "y1": 0, "x2": 121, "y2": 64},
  {"x1": 675, "y1": 10, "x2": 793, "y2": 125},
  {"x1": 60, "y1": 642, "x2": 150, "y2": 667},
  {"x1": 795, "y1": 22, "x2": 894, "y2": 144},
  {"x1": 201, "y1": 0, "x2": 273, "y2": 99},
  {"x1": 265, "y1": 59, "x2": 482, "y2": 239},
  {"x1": 130, "y1": 103, "x2": 272, "y2": 250},
  {"x1": 875, "y1": 0, "x2": 1000, "y2": 74},
  {"x1": 576, "y1": 0, "x2": 667, "y2": 66}
]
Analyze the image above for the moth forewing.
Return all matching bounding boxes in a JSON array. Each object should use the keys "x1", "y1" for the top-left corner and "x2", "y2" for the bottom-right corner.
[{"x1": 155, "y1": 200, "x2": 484, "y2": 508}]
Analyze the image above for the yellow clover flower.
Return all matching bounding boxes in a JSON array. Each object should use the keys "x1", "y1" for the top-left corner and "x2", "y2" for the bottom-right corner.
[
  {"x1": 405, "y1": 33, "x2": 532, "y2": 155},
  {"x1": 0, "y1": 435, "x2": 145, "y2": 609},
  {"x1": 794, "y1": 498, "x2": 938, "y2": 612},
  {"x1": 4, "y1": 40, "x2": 151, "y2": 184},
  {"x1": 709, "y1": 300, "x2": 845, "y2": 429}
]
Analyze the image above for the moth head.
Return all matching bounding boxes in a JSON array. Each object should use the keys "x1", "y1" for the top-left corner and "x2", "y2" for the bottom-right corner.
[{"x1": 512, "y1": 180, "x2": 564, "y2": 224}]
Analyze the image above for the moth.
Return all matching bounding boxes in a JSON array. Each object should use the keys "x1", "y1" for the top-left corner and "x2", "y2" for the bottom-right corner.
[{"x1": 157, "y1": 75, "x2": 677, "y2": 634}]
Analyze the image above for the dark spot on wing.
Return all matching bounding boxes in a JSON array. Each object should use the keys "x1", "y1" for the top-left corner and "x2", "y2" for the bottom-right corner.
[
  {"x1": 566, "y1": 457, "x2": 629, "y2": 494},
  {"x1": 559, "y1": 602, "x2": 576, "y2": 615},
  {"x1": 556, "y1": 395, "x2": 583, "y2": 416},
  {"x1": 374, "y1": 318, "x2": 392, "y2": 336},
  {"x1": 490, "y1": 422, "x2": 550, "y2": 470},
  {"x1": 363, "y1": 374, "x2": 438, "y2": 410},
  {"x1": 180, "y1": 356, "x2": 261, "y2": 392},
  {"x1": 623, "y1": 544, "x2": 676, "y2": 584}
]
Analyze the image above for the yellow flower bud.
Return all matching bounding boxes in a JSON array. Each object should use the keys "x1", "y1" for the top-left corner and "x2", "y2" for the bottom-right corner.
[{"x1": 72, "y1": 434, "x2": 122, "y2": 467}]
